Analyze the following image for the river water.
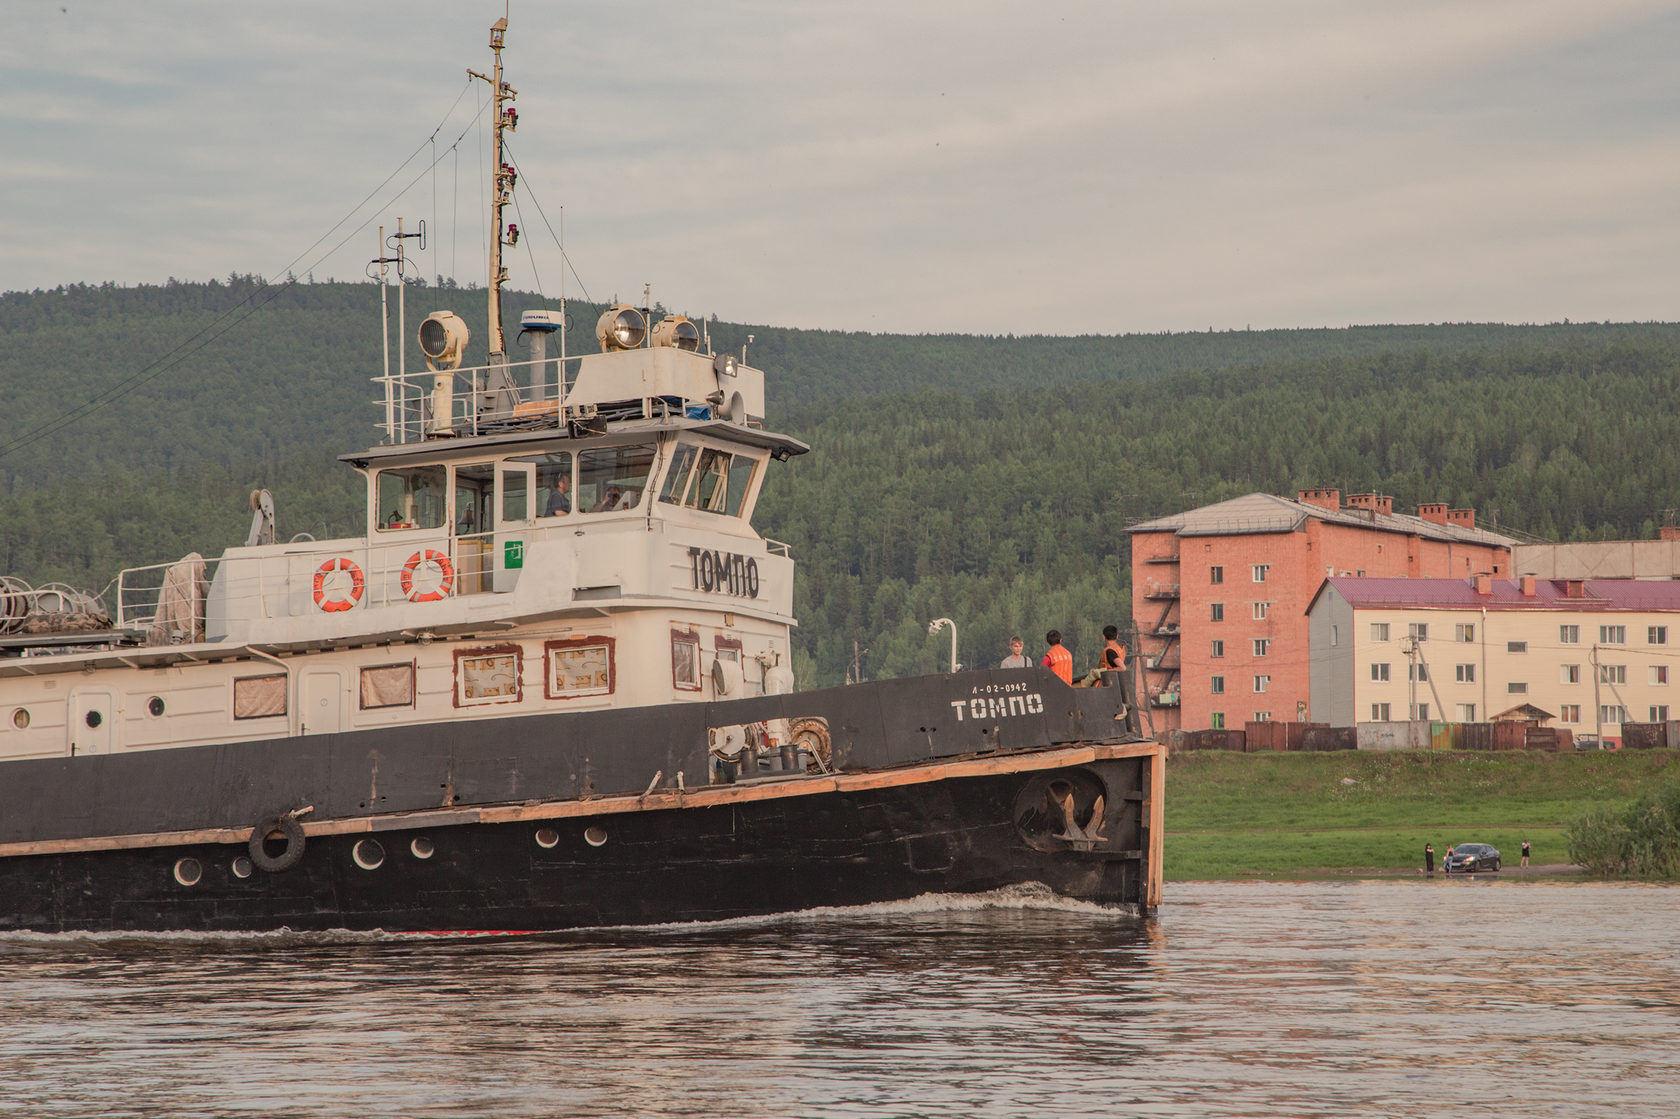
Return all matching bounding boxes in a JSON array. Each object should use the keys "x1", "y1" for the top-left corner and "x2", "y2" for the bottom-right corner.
[{"x1": 2, "y1": 879, "x2": 1676, "y2": 1118}]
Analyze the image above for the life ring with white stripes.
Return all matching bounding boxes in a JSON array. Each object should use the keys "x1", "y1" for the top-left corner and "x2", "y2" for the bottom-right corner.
[
  {"x1": 401, "y1": 549, "x2": 456, "y2": 602},
  {"x1": 312, "y1": 557, "x2": 365, "y2": 612}
]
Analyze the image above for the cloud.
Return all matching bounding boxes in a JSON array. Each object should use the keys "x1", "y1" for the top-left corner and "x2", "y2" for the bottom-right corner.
[{"x1": 1, "y1": 0, "x2": 1675, "y2": 333}]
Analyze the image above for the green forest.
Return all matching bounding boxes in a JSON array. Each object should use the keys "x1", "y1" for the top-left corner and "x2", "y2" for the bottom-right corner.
[{"x1": 4, "y1": 278, "x2": 1679, "y2": 687}]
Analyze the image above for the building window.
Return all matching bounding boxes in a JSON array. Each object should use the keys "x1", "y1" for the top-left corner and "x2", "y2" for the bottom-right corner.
[
  {"x1": 1562, "y1": 664, "x2": 1581, "y2": 684},
  {"x1": 1408, "y1": 623, "x2": 1429, "y2": 642},
  {"x1": 1211, "y1": 639, "x2": 1225, "y2": 658},
  {"x1": 1371, "y1": 623, "x2": 1390, "y2": 642},
  {"x1": 1600, "y1": 625, "x2": 1627, "y2": 644},
  {"x1": 671, "y1": 628, "x2": 702, "y2": 691},
  {"x1": 1330, "y1": 624, "x2": 1339, "y2": 647},
  {"x1": 1253, "y1": 711, "x2": 1272, "y2": 722},
  {"x1": 1650, "y1": 626, "x2": 1669, "y2": 645},
  {"x1": 1652, "y1": 705, "x2": 1671, "y2": 723},
  {"x1": 1458, "y1": 703, "x2": 1477, "y2": 722},
  {"x1": 546, "y1": 637, "x2": 616, "y2": 698},
  {"x1": 1253, "y1": 638, "x2": 1270, "y2": 657},
  {"x1": 1599, "y1": 664, "x2": 1627, "y2": 685},
  {"x1": 1456, "y1": 623, "x2": 1475, "y2": 643},
  {"x1": 1507, "y1": 682, "x2": 1528, "y2": 695},
  {"x1": 1651, "y1": 665, "x2": 1670, "y2": 686},
  {"x1": 1209, "y1": 565, "x2": 1224, "y2": 585},
  {"x1": 1253, "y1": 674, "x2": 1270, "y2": 693},
  {"x1": 1210, "y1": 675, "x2": 1225, "y2": 695},
  {"x1": 1211, "y1": 603, "x2": 1224, "y2": 622},
  {"x1": 454, "y1": 646, "x2": 523, "y2": 706},
  {"x1": 1211, "y1": 712, "x2": 1225, "y2": 730},
  {"x1": 1560, "y1": 624, "x2": 1580, "y2": 644},
  {"x1": 1371, "y1": 702, "x2": 1391, "y2": 721},
  {"x1": 1600, "y1": 704, "x2": 1627, "y2": 725},
  {"x1": 1409, "y1": 663, "x2": 1430, "y2": 682},
  {"x1": 233, "y1": 674, "x2": 288, "y2": 720},
  {"x1": 1252, "y1": 564, "x2": 1270, "y2": 583},
  {"x1": 1371, "y1": 663, "x2": 1390, "y2": 682},
  {"x1": 1560, "y1": 704, "x2": 1581, "y2": 723},
  {"x1": 1456, "y1": 663, "x2": 1475, "y2": 683},
  {"x1": 1252, "y1": 601, "x2": 1270, "y2": 620},
  {"x1": 1507, "y1": 641, "x2": 1528, "y2": 654},
  {"x1": 1412, "y1": 703, "x2": 1430, "y2": 720},
  {"x1": 359, "y1": 663, "x2": 415, "y2": 710}
]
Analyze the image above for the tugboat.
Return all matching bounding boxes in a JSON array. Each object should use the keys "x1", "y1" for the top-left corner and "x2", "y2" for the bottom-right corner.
[{"x1": 0, "y1": 19, "x2": 1162, "y2": 933}]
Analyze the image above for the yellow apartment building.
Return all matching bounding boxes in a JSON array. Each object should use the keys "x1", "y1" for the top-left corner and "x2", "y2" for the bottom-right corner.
[{"x1": 1306, "y1": 576, "x2": 1680, "y2": 743}]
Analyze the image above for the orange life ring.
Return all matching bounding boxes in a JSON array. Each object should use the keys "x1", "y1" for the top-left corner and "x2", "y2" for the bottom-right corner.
[
  {"x1": 312, "y1": 557, "x2": 365, "y2": 612},
  {"x1": 401, "y1": 549, "x2": 456, "y2": 602}
]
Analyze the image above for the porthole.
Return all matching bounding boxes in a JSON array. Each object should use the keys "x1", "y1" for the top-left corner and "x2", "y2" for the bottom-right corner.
[
  {"x1": 147, "y1": 696, "x2": 166, "y2": 717},
  {"x1": 584, "y1": 826, "x2": 608, "y2": 848},
  {"x1": 10, "y1": 708, "x2": 27, "y2": 730},
  {"x1": 84, "y1": 710, "x2": 103, "y2": 729},
  {"x1": 352, "y1": 839, "x2": 386, "y2": 870},
  {"x1": 173, "y1": 858, "x2": 203, "y2": 886},
  {"x1": 534, "y1": 827, "x2": 560, "y2": 849},
  {"x1": 410, "y1": 837, "x2": 435, "y2": 860},
  {"x1": 231, "y1": 855, "x2": 254, "y2": 879}
]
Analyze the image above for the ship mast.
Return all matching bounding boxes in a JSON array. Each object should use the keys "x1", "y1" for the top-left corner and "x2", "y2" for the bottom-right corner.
[{"x1": 469, "y1": 17, "x2": 518, "y2": 367}]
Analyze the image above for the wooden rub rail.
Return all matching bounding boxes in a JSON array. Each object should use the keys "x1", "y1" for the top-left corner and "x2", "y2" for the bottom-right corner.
[{"x1": 0, "y1": 741, "x2": 1164, "y2": 860}]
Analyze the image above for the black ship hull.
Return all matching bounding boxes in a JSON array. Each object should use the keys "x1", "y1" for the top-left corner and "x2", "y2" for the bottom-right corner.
[{"x1": 0, "y1": 670, "x2": 1161, "y2": 934}]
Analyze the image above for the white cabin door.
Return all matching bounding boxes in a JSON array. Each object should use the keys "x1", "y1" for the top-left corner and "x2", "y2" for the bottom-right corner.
[
  {"x1": 68, "y1": 689, "x2": 114, "y2": 755},
  {"x1": 300, "y1": 669, "x2": 344, "y2": 736},
  {"x1": 494, "y1": 463, "x2": 536, "y2": 592}
]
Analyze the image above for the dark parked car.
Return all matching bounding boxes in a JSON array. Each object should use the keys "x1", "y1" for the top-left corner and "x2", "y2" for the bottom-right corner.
[{"x1": 1444, "y1": 843, "x2": 1502, "y2": 874}]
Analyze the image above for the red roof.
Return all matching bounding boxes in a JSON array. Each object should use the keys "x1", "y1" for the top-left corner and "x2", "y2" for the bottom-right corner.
[{"x1": 1318, "y1": 577, "x2": 1680, "y2": 612}]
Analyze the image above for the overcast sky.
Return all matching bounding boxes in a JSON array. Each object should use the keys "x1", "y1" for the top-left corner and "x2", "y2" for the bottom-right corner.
[{"x1": 2, "y1": 1, "x2": 1676, "y2": 336}]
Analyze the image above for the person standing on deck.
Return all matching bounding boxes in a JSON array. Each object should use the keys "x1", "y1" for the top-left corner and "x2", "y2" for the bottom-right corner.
[
  {"x1": 1042, "y1": 630, "x2": 1073, "y2": 686},
  {"x1": 1000, "y1": 637, "x2": 1029, "y2": 669}
]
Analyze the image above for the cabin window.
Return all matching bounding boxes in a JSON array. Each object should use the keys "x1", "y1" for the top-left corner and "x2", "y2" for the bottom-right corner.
[
  {"x1": 233, "y1": 674, "x2": 288, "y2": 720},
  {"x1": 517, "y1": 452, "x2": 574, "y2": 517},
  {"x1": 671, "y1": 628, "x2": 702, "y2": 691},
  {"x1": 375, "y1": 465, "x2": 446, "y2": 531},
  {"x1": 454, "y1": 646, "x2": 523, "y2": 706},
  {"x1": 578, "y1": 445, "x2": 655, "y2": 513},
  {"x1": 501, "y1": 469, "x2": 529, "y2": 523},
  {"x1": 453, "y1": 462, "x2": 494, "y2": 537},
  {"x1": 360, "y1": 663, "x2": 415, "y2": 709},
  {"x1": 546, "y1": 637, "x2": 615, "y2": 699},
  {"x1": 659, "y1": 442, "x2": 757, "y2": 517}
]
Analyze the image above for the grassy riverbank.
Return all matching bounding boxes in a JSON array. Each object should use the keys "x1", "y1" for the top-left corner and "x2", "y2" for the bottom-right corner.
[{"x1": 1163, "y1": 749, "x2": 1680, "y2": 880}]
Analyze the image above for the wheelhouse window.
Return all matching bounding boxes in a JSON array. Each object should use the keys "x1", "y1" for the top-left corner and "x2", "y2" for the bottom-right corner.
[
  {"x1": 521, "y1": 452, "x2": 573, "y2": 517},
  {"x1": 233, "y1": 674, "x2": 287, "y2": 720},
  {"x1": 660, "y1": 442, "x2": 757, "y2": 517},
  {"x1": 671, "y1": 628, "x2": 702, "y2": 691},
  {"x1": 454, "y1": 646, "x2": 523, "y2": 706},
  {"x1": 546, "y1": 637, "x2": 615, "y2": 699},
  {"x1": 578, "y1": 445, "x2": 655, "y2": 513},
  {"x1": 360, "y1": 663, "x2": 416, "y2": 710},
  {"x1": 376, "y1": 464, "x2": 446, "y2": 531}
]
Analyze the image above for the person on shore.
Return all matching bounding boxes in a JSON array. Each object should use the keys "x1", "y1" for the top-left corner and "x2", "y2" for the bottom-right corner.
[
  {"x1": 1042, "y1": 630, "x2": 1073, "y2": 685},
  {"x1": 1425, "y1": 842, "x2": 1435, "y2": 876},
  {"x1": 1521, "y1": 839, "x2": 1530, "y2": 868},
  {"x1": 1000, "y1": 637, "x2": 1029, "y2": 669}
]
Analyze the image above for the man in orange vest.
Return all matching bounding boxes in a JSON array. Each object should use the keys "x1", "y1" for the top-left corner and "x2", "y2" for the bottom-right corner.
[{"x1": 1041, "y1": 629, "x2": 1073, "y2": 685}]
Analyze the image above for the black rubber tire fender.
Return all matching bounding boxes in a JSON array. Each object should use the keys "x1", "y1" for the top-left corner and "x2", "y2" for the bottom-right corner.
[{"x1": 248, "y1": 814, "x2": 307, "y2": 873}]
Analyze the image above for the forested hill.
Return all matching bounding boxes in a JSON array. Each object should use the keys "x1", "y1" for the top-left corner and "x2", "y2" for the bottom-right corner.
[
  {"x1": 5, "y1": 277, "x2": 1675, "y2": 490},
  {"x1": 3, "y1": 278, "x2": 1680, "y2": 684}
]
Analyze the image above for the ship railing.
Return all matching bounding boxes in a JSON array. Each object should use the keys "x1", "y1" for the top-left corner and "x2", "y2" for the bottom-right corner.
[
  {"x1": 763, "y1": 538, "x2": 792, "y2": 558},
  {"x1": 116, "y1": 556, "x2": 222, "y2": 643},
  {"x1": 373, "y1": 355, "x2": 721, "y2": 445}
]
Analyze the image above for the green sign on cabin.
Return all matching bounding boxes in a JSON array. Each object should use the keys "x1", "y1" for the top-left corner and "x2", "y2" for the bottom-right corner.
[{"x1": 504, "y1": 540, "x2": 524, "y2": 569}]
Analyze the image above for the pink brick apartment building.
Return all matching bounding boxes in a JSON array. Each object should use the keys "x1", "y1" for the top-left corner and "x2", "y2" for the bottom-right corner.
[{"x1": 1127, "y1": 490, "x2": 1516, "y2": 735}]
